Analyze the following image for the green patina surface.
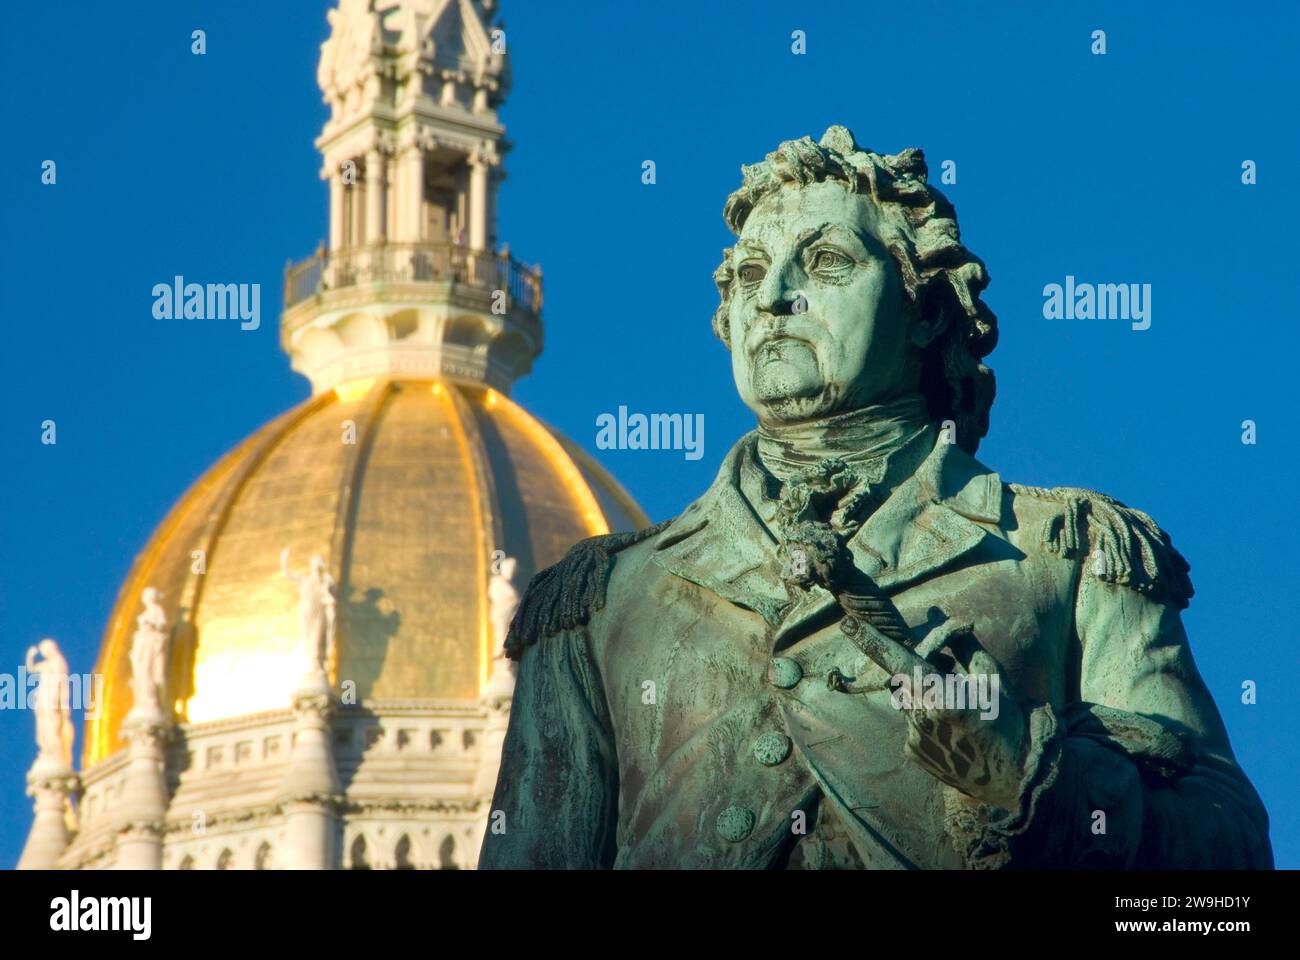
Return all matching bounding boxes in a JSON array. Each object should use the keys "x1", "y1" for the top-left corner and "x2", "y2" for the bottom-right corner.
[{"x1": 480, "y1": 127, "x2": 1272, "y2": 870}]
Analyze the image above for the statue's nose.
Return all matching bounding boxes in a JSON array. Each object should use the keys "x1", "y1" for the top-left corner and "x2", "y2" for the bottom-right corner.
[{"x1": 756, "y1": 262, "x2": 801, "y2": 316}]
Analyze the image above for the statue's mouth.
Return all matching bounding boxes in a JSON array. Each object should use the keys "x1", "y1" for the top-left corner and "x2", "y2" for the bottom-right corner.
[
  {"x1": 745, "y1": 313, "x2": 821, "y2": 362},
  {"x1": 753, "y1": 334, "x2": 813, "y2": 363}
]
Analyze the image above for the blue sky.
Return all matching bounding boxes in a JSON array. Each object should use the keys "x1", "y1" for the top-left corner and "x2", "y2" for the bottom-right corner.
[{"x1": 1, "y1": 0, "x2": 1296, "y2": 867}]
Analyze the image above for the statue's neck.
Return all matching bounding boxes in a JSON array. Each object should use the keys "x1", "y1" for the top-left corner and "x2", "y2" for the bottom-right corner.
[{"x1": 755, "y1": 394, "x2": 931, "y2": 482}]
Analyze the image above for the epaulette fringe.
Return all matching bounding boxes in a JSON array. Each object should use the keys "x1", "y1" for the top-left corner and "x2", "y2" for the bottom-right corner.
[
  {"x1": 505, "y1": 519, "x2": 675, "y2": 659},
  {"x1": 1008, "y1": 484, "x2": 1193, "y2": 608}
]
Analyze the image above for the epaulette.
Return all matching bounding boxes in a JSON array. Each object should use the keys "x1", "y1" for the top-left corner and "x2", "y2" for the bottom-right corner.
[
  {"x1": 1007, "y1": 484, "x2": 1193, "y2": 609},
  {"x1": 504, "y1": 519, "x2": 675, "y2": 659}
]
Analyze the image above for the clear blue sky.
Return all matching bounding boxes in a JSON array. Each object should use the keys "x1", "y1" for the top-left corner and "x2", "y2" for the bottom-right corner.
[{"x1": 1, "y1": 1, "x2": 1295, "y2": 868}]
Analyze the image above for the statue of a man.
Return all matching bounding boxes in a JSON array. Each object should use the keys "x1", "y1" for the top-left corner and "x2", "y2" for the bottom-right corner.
[
  {"x1": 480, "y1": 126, "x2": 1272, "y2": 869},
  {"x1": 281, "y1": 548, "x2": 337, "y2": 679},
  {"x1": 128, "y1": 586, "x2": 169, "y2": 719},
  {"x1": 484, "y1": 552, "x2": 520, "y2": 707},
  {"x1": 26, "y1": 638, "x2": 74, "y2": 769}
]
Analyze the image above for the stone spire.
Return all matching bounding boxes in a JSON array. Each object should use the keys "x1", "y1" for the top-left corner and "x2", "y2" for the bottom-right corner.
[
  {"x1": 18, "y1": 765, "x2": 78, "y2": 870},
  {"x1": 278, "y1": 673, "x2": 343, "y2": 870},
  {"x1": 114, "y1": 719, "x2": 170, "y2": 870},
  {"x1": 282, "y1": 0, "x2": 543, "y2": 396}
]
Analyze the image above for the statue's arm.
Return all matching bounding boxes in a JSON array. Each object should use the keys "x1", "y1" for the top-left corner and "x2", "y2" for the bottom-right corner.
[
  {"x1": 963, "y1": 579, "x2": 1272, "y2": 868},
  {"x1": 1068, "y1": 581, "x2": 1271, "y2": 867},
  {"x1": 478, "y1": 625, "x2": 620, "y2": 869}
]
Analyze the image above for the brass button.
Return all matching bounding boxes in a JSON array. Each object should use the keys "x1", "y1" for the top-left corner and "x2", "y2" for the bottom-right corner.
[
  {"x1": 769, "y1": 657, "x2": 802, "y2": 689},
  {"x1": 716, "y1": 805, "x2": 756, "y2": 842}
]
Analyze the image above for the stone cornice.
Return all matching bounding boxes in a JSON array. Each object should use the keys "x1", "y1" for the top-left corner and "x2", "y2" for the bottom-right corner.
[{"x1": 339, "y1": 796, "x2": 483, "y2": 816}]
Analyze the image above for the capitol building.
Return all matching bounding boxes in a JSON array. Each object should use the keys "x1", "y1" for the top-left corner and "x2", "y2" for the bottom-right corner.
[{"x1": 18, "y1": 0, "x2": 646, "y2": 870}]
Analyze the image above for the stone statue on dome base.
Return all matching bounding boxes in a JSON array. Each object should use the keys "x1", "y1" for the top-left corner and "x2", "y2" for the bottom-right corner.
[
  {"x1": 26, "y1": 638, "x2": 75, "y2": 775},
  {"x1": 281, "y1": 548, "x2": 338, "y2": 694},
  {"x1": 483, "y1": 552, "x2": 520, "y2": 710},
  {"x1": 126, "y1": 586, "x2": 169, "y2": 726}
]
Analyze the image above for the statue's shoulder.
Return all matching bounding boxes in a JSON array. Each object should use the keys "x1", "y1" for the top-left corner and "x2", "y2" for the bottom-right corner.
[
  {"x1": 504, "y1": 519, "x2": 675, "y2": 659},
  {"x1": 1004, "y1": 482, "x2": 1193, "y2": 609}
]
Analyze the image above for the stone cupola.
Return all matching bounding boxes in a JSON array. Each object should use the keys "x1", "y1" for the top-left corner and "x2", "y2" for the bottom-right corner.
[{"x1": 282, "y1": 0, "x2": 541, "y2": 396}]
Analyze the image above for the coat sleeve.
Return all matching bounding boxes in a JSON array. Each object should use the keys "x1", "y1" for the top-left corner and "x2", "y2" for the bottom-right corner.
[
  {"x1": 952, "y1": 553, "x2": 1273, "y2": 869},
  {"x1": 477, "y1": 626, "x2": 620, "y2": 869}
]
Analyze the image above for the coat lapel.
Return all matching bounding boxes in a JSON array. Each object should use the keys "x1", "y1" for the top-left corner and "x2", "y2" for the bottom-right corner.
[{"x1": 650, "y1": 436, "x2": 793, "y2": 627}]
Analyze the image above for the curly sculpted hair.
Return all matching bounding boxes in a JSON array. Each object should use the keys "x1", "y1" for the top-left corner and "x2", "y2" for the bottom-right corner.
[{"x1": 712, "y1": 125, "x2": 998, "y2": 454}]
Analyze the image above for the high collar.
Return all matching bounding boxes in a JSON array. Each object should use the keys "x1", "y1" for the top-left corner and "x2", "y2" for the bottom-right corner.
[
  {"x1": 755, "y1": 394, "x2": 932, "y2": 481},
  {"x1": 742, "y1": 421, "x2": 938, "y2": 539},
  {"x1": 650, "y1": 429, "x2": 1003, "y2": 640}
]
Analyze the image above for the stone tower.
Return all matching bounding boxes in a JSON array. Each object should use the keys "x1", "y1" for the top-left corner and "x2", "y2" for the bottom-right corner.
[{"x1": 287, "y1": 0, "x2": 535, "y2": 394}]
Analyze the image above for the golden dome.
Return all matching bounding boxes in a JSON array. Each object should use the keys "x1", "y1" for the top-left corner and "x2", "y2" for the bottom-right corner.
[{"x1": 85, "y1": 377, "x2": 648, "y2": 766}]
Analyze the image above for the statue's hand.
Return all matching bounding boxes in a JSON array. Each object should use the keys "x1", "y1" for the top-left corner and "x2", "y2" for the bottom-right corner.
[{"x1": 844, "y1": 616, "x2": 1031, "y2": 811}]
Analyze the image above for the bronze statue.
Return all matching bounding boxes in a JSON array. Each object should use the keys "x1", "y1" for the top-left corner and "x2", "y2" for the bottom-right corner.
[{"x1": 479, "y1": 126, "x2": 1272, "y2": 869}]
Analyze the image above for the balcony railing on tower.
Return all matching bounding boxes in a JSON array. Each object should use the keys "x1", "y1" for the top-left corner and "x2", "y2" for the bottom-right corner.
[{"x1": 284, "y1": 242, "x2": 543, "y2": 314}]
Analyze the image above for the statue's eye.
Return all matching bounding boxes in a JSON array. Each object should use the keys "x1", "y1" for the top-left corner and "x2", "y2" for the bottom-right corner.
[
  {"x1": 737, "y1": 262, "x2": 766, "y2": 284},
  {"x1": 811, "y1": 249, "x2": 851, "y2": 272}
]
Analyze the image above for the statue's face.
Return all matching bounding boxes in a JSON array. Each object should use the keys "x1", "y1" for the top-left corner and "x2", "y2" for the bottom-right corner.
[{"x1": 726, "y1": 180, "x2": 922, "y2": 425}]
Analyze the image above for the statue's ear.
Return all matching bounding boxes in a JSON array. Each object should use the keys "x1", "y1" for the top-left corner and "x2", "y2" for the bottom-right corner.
[{"x1": 906, "y1": 296, "x2": 947, "y2": 349}]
